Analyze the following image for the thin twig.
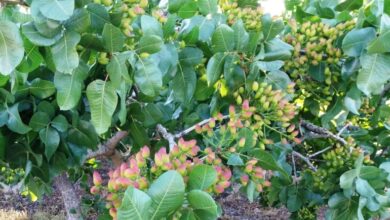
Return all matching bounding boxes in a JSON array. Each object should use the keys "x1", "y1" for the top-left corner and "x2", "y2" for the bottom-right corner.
[
  {"x1": 377, "y1": 83, "x2": 390, "y2": 107},
  {"x1": 337, "y1": 122, "x2": 350, "y2": 136},
  {"x1": 0, "y1": 0, "x2": 28, "y2": 6},
  {"x1": 300, "y1": 120, "x2": 347, "y2": 145},
  {"x1": 292, "y1": 153, "x2": 297, "y2": 179},
  {"x1": 174, "y1": 115, "x2": 229, "y2": 138},
  {"x1": 156, "y1": 124, "x2": 176, "y2": 150},
  {"x1": 85, "y1": 131, "x2": 129, "y2": 161},
  {"x1": 308, "y1": 146, "x2": 332, "y2": 158},
  {"x1": 0, "y1": 181, "x2": 23, "y2": 194},
  {"x1": 292, "y1": 151, "x2": 317, "y2": 171}
]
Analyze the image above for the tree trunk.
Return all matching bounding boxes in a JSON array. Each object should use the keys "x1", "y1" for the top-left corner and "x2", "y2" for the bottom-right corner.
[{"x1": 54, "y1": 173, "x2": 83, "y2": 220}]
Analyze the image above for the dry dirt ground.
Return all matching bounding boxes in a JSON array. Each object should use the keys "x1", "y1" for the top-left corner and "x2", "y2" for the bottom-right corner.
[
  {"x1": 0, "y1": 159, "x2": 292, "y2": 220},
  {"x1": 0, "y1": 188, "x2": 291, "y2": 220}
]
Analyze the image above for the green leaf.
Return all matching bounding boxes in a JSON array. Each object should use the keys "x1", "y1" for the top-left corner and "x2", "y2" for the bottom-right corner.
[
  {"x1": 287, "y1": 187, "x2": 302, "y2": 212},
  {"x1": 344, "y1": 85, "x2": 362, "y2": 115},
  {"x1": 163, "y1": 14, "x2": 177, "y2": 38},
  {"x1": 129, "y1": 121, "x2": 150, "y2": 148},
  {"x1": 367, "y1": 31, "x2": 390, "y2": 54},
  {"x1": 21, "y1": 22, "x2": 58, "y2": 46},
  {"x1": 148, "y1": 171, "x2": 185, "y2": 220},
  {"x1": 256, "y1": 61, "x2": 284, "y2": 72},
  {"x1": 0, "y1": 132, "x2": 5, "y2": 160},
  {"x1": 245, "y1": 180, "x2": 258, "y2": 202},
  {"x1": 263, "y1": 38, "x2": 293, "y2": 61},
  {"x1": 360, "y1": 166, "x2": 381, "y2": 180},
  {"x1": 86, "y1": 80, "x2": 118, "y2": 135},
  {"x1": 117, "y1": 82, "x2": 131, "y2": 126},
  {"x1": 340, "y1": 169, "x2": 357, "y2": 189},
  {"x1": 211, "y1": 24, "x2": 235, "y2": 53},
  {"x1": 51, "y1": 31, "x2": 80, "y2": 73},
  {"x1": 223, "y1": 54, "x2": 245, "y2": 90},
  {"x1": 178, "y1": 2, "x2": 198, "y2": 19},
  {"x1": 39, "y1": 126, "x2": 60, "y2": 160},
  {"x1": 197, "y1": 0, "x2": 218, "y2": 15},
  {"x1": 356, "y1": 178, "x2": 376, "y2": 197},
  {"x1": 206, "y1": 53, "x2": 226, "y2": 86},
  {"x1": 187, "y1": 190, "x2": 218, "y2": 220},
  {"x1": 67, "y1": 120, "x2": 99, "y2": 147},
  {"x1": 180, "y1": 210, "x2": 196, "y2": 220},
  {"x1": 34, "y1": 0, "x2": 74, "y2": 21},
  {"x1": 342, "y1": 28, "x2": 376, "y2": 56},
  {"x1": 117, "y1": 187, "x2": 152, "y2": 220},
  {"x1": 232, "y1": 20, "x2": 249, "y2": 52},
  {"x1": 265, "y1": 70, "x2": 291, "y2": 91},
  {"x1": 140, "y1": 15, "x2": 163, "y2": 37},
  {"x1": 17, "y1": 37, "x2": 43, "y2": 73},
  {"x1": 0, "y1": 75, "x2": 9, "y2": 87},
  {"x1": 188, "y1": 164, "x2": 217, "y2": 190},
  {"x1": 0, "y1": 89, "x2": 13, "y2": 104},
  {"x1": 102, "y1": 23, "x2": 125, "y2": 52},
  {"x1": 6, "y1": 104, "x2": 31, "y2": 134},
  {"x1": 29, "y1": 78, "x2": 56, "y2": 99},
  {"x1": 335, "y1": 0, "x2": 363, "y2": 11},
  {"x1": 245, "y1": 31, "x2": 262, "y2": 55},
  {"x1": 316, "y1": 3, "x2": 335, "y2": 19},
  {"x1": 64, "y1": 8, "x2": 91, "y2": 33},
  {"x1": 262, "y1": 15, "x2": 284, "y2": 42},
  {"x1": 379, "y1": 162, "x2": 390, "y2": 181},
  {"x1": 0, "y1": 20, "x2": 24, "y2": 75},
  {"x1": 185, "y1": 26, "x2": 199, "y2": 43},
  {"x1": 37, "y1": 101, "x2": 55, "y2": 118},
  {"x1": 134, "y1": 57, "x2": 162, "y2": 97},
  {"x1": 107, "y1": 53, "x2": 131, "y2": 88},
  {"x1": 179, "y1": 47, "x2": 203, "y2": 66},
  {"x1": 195, "y1": 80, "x2": 214, "y2": 101},
  {"x1": 308, "y1": 62, "x2": 326, "y2": 82},
  {"x1": 168, "y1": 0, "x2": 190, "y2": 13},
  {"x1": 227, "y1": 154, "x2": 244, "y2": 166},
  {"x1": 29, "y1": 112, "x2": 51, "y2": 132},
  {"x1": 172, "y1": 65, "x2": 196, "y2": 103},
  {"x1": 357, "y1": 53, "x2": 390, "y2": 96},
  {"x1": 137, "y1": 35, "x2": 164, "y2": 54},
  {"x1": 87, "y1": 3, "x2": 110, "y2": 33},
  {"x1": 54, "y1": 63, "x2": 89, "y2": 110},
  {"x1": 321, "y1": 97, "x2": 344, "y2": 125},
  {"x1": 34, "y1": 16, "x2": 62, "y2": 38},
  {"x1": 51, "y1": 115, "x2": 68, "y2": 132},
  {"x1": 252, "y1": 149, "x2": 290, "y2": 181}
]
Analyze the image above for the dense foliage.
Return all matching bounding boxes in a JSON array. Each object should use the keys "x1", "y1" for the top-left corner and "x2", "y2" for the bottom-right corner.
[{"x1": 1, "y1": 0, "x2": 390, "y2": 219}]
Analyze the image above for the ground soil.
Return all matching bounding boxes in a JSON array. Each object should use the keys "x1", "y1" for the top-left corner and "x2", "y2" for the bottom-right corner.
[
  {"x1": 0, "y1": 159, "x2": 292, "y2": 220},
  {"x1": 0, "y1": 186, "x2": 292, "y2": 220}
]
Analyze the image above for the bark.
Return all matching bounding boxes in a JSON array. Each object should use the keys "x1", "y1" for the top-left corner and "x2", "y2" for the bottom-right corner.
[
  {"x1": 54, "y1": 131, "x2": 128, "y2": 219},
  {"x1": 300, "y1": 120, "x2": 347, "y2": 145},
  {"x1": 54, "y1": 173, "x2": 83, "y2": 220},
  {"x1": 156, "y1": 124, "x2": 176, "y2": 150},
  {"x1": 85, "y1": 131, "x2": 128, "y2": 162}
]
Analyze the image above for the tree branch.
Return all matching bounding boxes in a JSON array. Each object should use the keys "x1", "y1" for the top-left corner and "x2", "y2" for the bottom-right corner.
[
  {"x1": 337, "y1": 122, "x2": 350, "y2": 136},
  {"x1": 378, "y1": 83, "x2": 390, "y2": 107},
  {"x1": 291, "y1": 153, "x2": 297, "y2": 179},
  {"x1": 174, "y1": 115, "x2": 229, "y2": 138},
  {"x1": 308, "y1": 146, "x2": 332, "y2": 158},
  {"x1": 0, "y1": 0, "x2": 28, "y2": 6},
  {"x1": 54, "y1": 173, "x2": 82, "y2": 220},
  {"x1": 300, "y1": 120, "x2": 347, "y2": 145},
  {"x1": 292, "y1": 151, "x2": 317, "y2": 171},
  {"x1": 85, "y1": 131, "x2": 129, "y2": 161},
  {"x1": 156, "y1": 124, "x2": 176, "y2": 150}
]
